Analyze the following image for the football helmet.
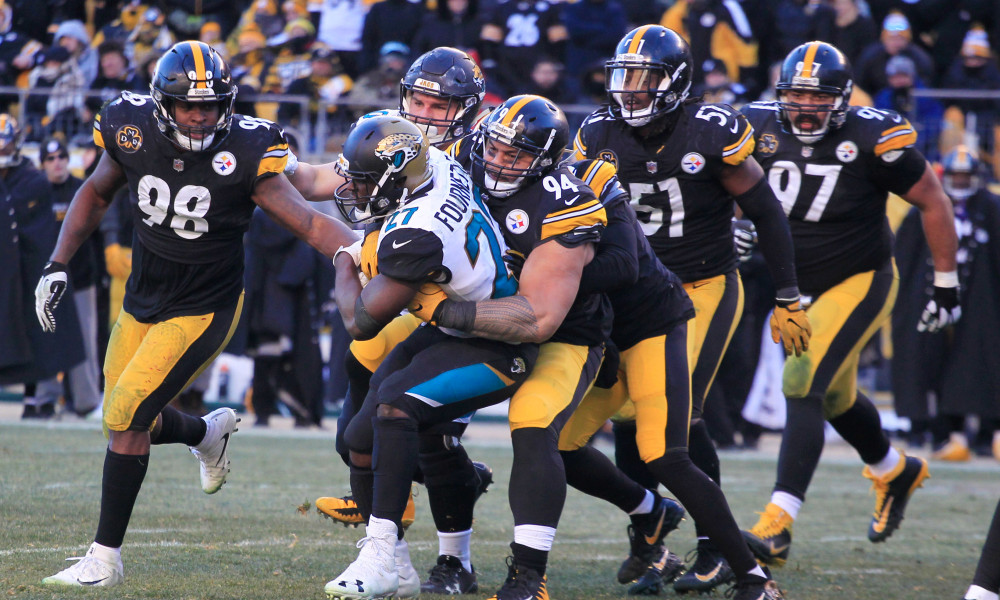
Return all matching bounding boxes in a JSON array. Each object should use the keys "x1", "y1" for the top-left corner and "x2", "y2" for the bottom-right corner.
[
  {"x1": 776, "y1": 41, "x2": 853, "y2": 143},
  {"x1": 941, "y1": 145, "x2": 983, "y2": 201},
  {"x1": 150, "y1": 41, "x2": 237, "y2": 151},
  {"x1": 400, "y1": 47, "x2": 486, "y2": 146},
  {"x1": 0, "y1": 113, "x2": 22, "y2": 168},
  {"x1": 606, "y1": 25, "x2": 692, "y2": 127},
  {"x1": 471, "y1": 94, "x2": 568, "y2": 198},
  {"x1": 334, "y1": 113, "x2": 430, "y2": 224}
]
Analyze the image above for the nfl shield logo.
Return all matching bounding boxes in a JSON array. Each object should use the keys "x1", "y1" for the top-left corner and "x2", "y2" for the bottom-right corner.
[
  {"x1": 646, "y1": 161, "x2": 658, "y2": 174},
  {"x1": 173, "y1": 159, "x2": 184, "y2": 172}
]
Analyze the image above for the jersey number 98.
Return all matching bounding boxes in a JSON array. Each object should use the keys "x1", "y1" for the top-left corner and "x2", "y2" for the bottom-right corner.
[{"x1": 137, "y1": 174, "x2": 211, "y2": 239}]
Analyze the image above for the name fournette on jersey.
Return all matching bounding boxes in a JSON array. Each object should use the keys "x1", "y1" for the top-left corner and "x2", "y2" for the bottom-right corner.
[{"x1": 434, "y1": 161, "x2": 476, "y2": 232}]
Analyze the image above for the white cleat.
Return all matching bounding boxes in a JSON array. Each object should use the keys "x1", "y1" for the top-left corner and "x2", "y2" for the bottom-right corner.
[
  {"x1": 42, "y1": 543, "x2": 124, "y2": 587},
  {"x1": 190, "y1": 407, "x2": 239, "y2": 494},
  {"x1": 325, "y1": 531, "x2": 399, "y2": 599},
  {"x1": 394, "y1": 539, "x2": 420, "y2": 598}
]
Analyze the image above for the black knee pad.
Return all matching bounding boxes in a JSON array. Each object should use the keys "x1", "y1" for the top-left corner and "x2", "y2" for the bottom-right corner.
[{"x1": 419, "y1": 435, "x2": 475, "y2": 488}]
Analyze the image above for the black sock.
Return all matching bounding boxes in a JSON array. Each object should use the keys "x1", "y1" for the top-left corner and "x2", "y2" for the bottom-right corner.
[
  {"x1": 647, "y1": 451, "x2": 757, "y2": 576},
  {"x1": 371, "y1": 416, "x2": 419, "y2": 534},
  {"x1": 95, "y1": 449, "x2": 149, "y2": 548},
  {"x1": 510, "y1": 428, "x2": 565, "y2": 529},
  {"x1": 828, "y1": 392, "x2": 891, "y2": 464},
  {"x1": 774, "y1": 394, "x2": 825, "y2": 499},
  {"x1": 973, "y1": 499, "x2": 1000, "y2": 591},
  {"x1": 561, "y1": 446, "x2": 646, "y2": 513},
  {"x1": 349, "y1": 461, "x2": 375, "y2": 524},
  {"x1": 511, "y1": 542, "x2": 548, "y2": 575},
  {"x1": 688, "y1": 419, "x2": 721, "y2": 539},
  {"x1": 420, "y1": 437, "x2": 477, "y2": 532},
  {"x1": 613, "y1": 420, "x2": 658, "y2": 491},
  {"x1": 152, "y1": 406, "x2": 207, "y2": 446}
]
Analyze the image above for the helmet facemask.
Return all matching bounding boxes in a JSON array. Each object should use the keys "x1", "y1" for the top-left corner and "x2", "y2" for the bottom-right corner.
[
  {"x1": 777, "y1": 90, "x2": 847, "y2": 144},
  {"x1": 606, "y1": 57, "x2": 689, "y2": 127},
  {"x1": 474, "y1": 122, "x2": 554, "y2": 198},
  {"x1": 400, "y1": 86, "x2": 475, "y2": 146},
  {"x1": 333, "y1": 127, "x2": 428, "y2": 224},
  {"x1": 942, "y1": 148, "x2": 982, "y2": 202},
  {"x1": 0, "y1": 115, "x2": 22, "y2": 168}
]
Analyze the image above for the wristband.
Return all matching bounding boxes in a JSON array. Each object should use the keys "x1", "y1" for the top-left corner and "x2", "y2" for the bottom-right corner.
[
  {"x1": 933, "y1": 270, "x2": 959, "y2": 288},
  {"x1": 432, "y1": 299, "x2": 477, "y2": 332},
  {"x1": 775, "y1": 286, "x2": 801, "y2": 308}
]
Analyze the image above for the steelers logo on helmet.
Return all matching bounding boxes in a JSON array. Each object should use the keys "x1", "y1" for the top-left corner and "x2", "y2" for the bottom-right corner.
[
  {"x1": 681, "y1": 152, "x2": 705, "y2": 173},
  {"x1": 836, "y1": 141, "x2": 858, "y2": 163},
  {"x1": 506, "y1": 209, "x2": 530, "y2": 234}
]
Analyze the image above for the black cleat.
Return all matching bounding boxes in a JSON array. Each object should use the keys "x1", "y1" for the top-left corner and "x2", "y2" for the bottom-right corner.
[
  {"x1": 617, "y1": 496, "x2": 686, "y2": 584},
  {"x1": 673, "y1": 544, "x2": 735, "y2": 594},
  {"x1": 727, "y1": 574, "x2": 783, "y2": 600},
  {"x1": 488, "y1": 557, "x2": 548, "y2": 600},
  {"x1": 421, "y1": 554, "x2": 478, "y2": 595},
  {"x1": 626, "y1": 546, "x2": 685, "y2": 596},
  {"x1": 864, "y1": 454, "x2": 930, "y2": 543}
]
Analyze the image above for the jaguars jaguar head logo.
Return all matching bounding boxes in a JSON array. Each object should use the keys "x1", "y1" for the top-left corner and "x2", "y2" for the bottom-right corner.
[{"x1": 375, "y1": 133, "x2": 423, "y2": 173}]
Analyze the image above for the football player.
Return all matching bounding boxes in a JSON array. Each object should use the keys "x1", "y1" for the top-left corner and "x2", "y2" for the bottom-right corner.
[
  {"x1": 34, "y1": 41, "x2": 359, "y2": 587},
  {"x1": 739, "y1": 41, "x2": 957, "y2": 566},
  {"x1": 555, "y1": 156, "x2": 784, "y2": 600},
  {"x1": 292, "y1": 47, "x2": 498, "y2": 595},
  {"x1": 964, "y1": 498, "x2": 1000, "y2": 600},
  {"x1": 325, "y1": 114, "x2": 538, "y2": 600},
  {"x1": 420, "y1": 94, "x2": 615, "y2": 600},
  {"x1": 571, "y1": 25, "x2": 804, "y2": 594}
]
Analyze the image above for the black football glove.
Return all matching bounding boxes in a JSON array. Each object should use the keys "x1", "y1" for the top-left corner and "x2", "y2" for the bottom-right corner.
[{"x1": 917, "y1": 285, "x2": 961, "y2": 333}]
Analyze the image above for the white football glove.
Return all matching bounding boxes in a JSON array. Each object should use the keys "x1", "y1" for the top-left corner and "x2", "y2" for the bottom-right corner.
[
  {"x1": 334, "y1": 239, "x2": 369, "y2": 287},
  {"x1": 733, "y1": 220, "x2": 757, "y2": 263},
  {"x1": 35, "y1": 261, "x2": 69, "y2": 332}
]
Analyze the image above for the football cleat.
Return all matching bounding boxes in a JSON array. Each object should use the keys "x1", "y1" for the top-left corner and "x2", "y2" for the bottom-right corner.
[
  {"x1": 325, "y1": 531, "x2": 399, "y2": 599},
  {"x1": 42, "y1": 543, "x2": 124, "y2": 587},
  {"x1": 318, "y1": 488, "x2": 417, "y2": 529},
  {"x1": 190, "y1": 407, "x2": 239, "y2": 494},
  {"x1": 617, "y1": 496, "x2": 686, "y2": 583},
  {"x1": 728, "y1": 575, "x2": 784, "y2": 600},
  {"x1": 488, "y1": 557, "x2": 549, "y2": 600},
  {"x1": 743, "y1": 503, "x2": 793, "y2": 566},
  {"x1": 626, "y1": 546, "x2": 685, "y2": 596},
  {"x1": 673, "y1": 544, "x2": 735, "y2": 594},
  {"x1": 864, "y1": 453, "x2": 930, "y2": 543},
  {"x1": 932, "y1": 437, "x2": 971, "y2": 462},
  {"x1": 394, "y1": 539, "x2": 420, "y2": 598},
  {"x1": 421, "y1": 554, "x2": 478, "y2": 595}
]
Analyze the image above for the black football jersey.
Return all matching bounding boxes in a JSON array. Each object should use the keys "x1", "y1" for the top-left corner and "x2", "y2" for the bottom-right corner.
[
  {"x1": 570, "y1": 159, "x2": 694, "y2": 351},
  {"x1": 742, "y1": 102, "x2": 926, "y2": 295},
  {"x1": 95, "y1": 91, "x2": 289, "y2": 321},
  {"x1": 572, "y1": 102, "x2": 756, "y2": 283},
  {"x1": 484, "y1": 165, "x2": 611, "y2": 347}
]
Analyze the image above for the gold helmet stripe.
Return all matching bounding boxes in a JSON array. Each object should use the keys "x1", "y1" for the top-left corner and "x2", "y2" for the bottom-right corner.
[
  {"x1": 500, "y1": 96, "x2": 537, "y2": 127},
  {"x1": 800, "y1": 41, "x2": 821, "y2": 79},
  {"x1": 627, "y1": 25, "x2": 654, "y2": 54},
  {"x1": 188, "y1": 41, "x2": 207, "y2": 88}
]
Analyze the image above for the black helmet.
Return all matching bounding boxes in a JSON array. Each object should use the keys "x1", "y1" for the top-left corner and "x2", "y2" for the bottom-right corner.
[
  {"x1": 150, "y1": 41, "x2": 237, "y2": 151},
  {"x1": 334, "y1": 113, "x2": 430, "y2": 224},
  {"x1": 399, "y1": 47, "x2": 485, "y2": 146},
  {"x1": 941, "y1": 145, "x2": 983, "y2": 201},
  {"x1": 776, "y1": 41, "x2": 853, "y2": 143},
  {"x1": 472, "y1": 94, "x2": 568, "y2": 198},
  {"x1": 606, "y1": 25, "x2": 692, "y2": 127},
  {"x1": 0, "y1": 113, "x2": 22, "y2": 168}
]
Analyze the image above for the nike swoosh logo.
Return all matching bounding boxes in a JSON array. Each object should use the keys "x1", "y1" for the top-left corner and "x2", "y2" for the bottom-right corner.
[
  {"x1": 79, "y1": 577, "x2": 110, "y2": 586},
  {"x1": 643, "y1": 508, "x2": 668, "y2": 546},
  {"x1": 412, "y1": 304, "x2": 423, "y2": 313},
  {"x1": 695, "y1": 562, "x2": 723, "y2": 582},
  {"x1": 872, "y1": 497, "x2": 894, "y2": 533},
  {"x1": 692, "y1": 281, "x2": 711, "y2": 289},
  {"x1": 392, "y1": 239, "x2": 412, "y2": 249},
  {"x1": 564, "y1": 194, "x2": 581, "y2": 206},
  {"x1": 766, "y1": 541, "x2": 789, "y2": 555},
  {"x1": 215, "y1": 433, "x2": 230, "y2": 467}
]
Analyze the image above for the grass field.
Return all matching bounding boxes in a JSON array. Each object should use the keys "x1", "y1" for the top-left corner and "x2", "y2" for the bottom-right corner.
[{"x1": 1, "y1": 419, "x2": 997, "y2": 600}]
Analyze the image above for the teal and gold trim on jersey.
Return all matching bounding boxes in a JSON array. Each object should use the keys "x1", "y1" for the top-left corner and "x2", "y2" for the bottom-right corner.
[
  {"x1": 258, "y1": 142, "x2": 289, "y2": 176},
  {"x1": 541, "y1": 199, "x2": 607, "y2": 240},
  {"x1": 722, "y1": 121, "x2": 755, "y2": 165},
  {"x1": 874, "y1": 123, "x2": 917, "y2": 156}
]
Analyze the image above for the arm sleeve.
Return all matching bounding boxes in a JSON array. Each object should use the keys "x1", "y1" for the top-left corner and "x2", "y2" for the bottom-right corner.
[
  {"x1": 578, "y1": 201, "x2": 639, "y2": 295},
  {"x1": 736, "y1": 177, "x2": 798, "y2": 293}
]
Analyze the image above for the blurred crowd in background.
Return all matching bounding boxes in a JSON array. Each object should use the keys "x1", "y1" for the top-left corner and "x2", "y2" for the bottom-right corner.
[{"x1": 2, "y1": 0, "x2": 1000, "y2": 461}]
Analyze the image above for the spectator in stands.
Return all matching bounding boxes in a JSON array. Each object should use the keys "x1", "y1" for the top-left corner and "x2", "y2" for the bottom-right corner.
[
  {"x1": 25, "y1": 47, "x2": 86, "y2": 142},
  {"x1": 54, "y1": 20, "x2": 98, "y2": 87},
  {"x1": 830, "y1": 0, "x2": 878, "y2": 68},
  {"x1": 92, "y1": 1, "x2": 146, "y2": 48},
  {"x1": 277, "y1": 45, "x2": 353, "y2": 148},
  {"x1": 892, "y1": 146, "x2": 1000, "y2": 461},
  {"x1": 563, "y1": 0, "x2": 627, "y2": 101},
  {"x1": 874, "y1": 55, "x2": 943, "y2": 159},
  {"x1": 480, "y1": 0, "x2": 567, "y2": 97},
  {"x1": 161, "y1": 0, "x2": 239, "y2": 39},
  {"x1": 524, "y1": 56, "x2": 574, "y2": 106},
  {"x1": 855, "y1": 11, "x2": 934, "y2": 96},
  {"x1": 661, "y1": 0, "x2": 764, "y2": 98},
  {"x1": 695, "y1": 57, "x2": 750, "y2": 107},
  {"x1": 348, "y1": 42, "x2": 411, "y2": 117},
  {"x1": 36, "y1": 137, "x2": 102, "y2": 419},
  {"x1": 757, "y1": 0, "x2": 835, "y2": 76},
  {"x1": 410, "y1": 0, "x2": 484, "y2": 59},
  {"x1": 0, "y1": 115, "x2": 84, "y2": 419},
  {"x1": 127, "y1": 7, "x2": 176, "y2": 69},
  {"x1": 6, "y1": 0, "x2": 57, "y2": 43},
  {"x1": 199, "y1": 21, "x2": 229, "y2": 59},
  {"x1": 0, "y1": 2, "x2": 42, "y2": 113},
  {"x1": 941, "y1": 27, "x2": 1000, "y2": 177},
  {"x1": 358, "y1": 0, "x2": 426, "y2": 75},
  {"x1": 85, "y1": 41, "x2": 146, "y2": 124},
  {"x1": 620, "y1": 0, "x2": 669, "y2": 28},
  {"x1": 311, "y1": 0, "x2": 369, "y2": 78},
  {"x1": 230, "y1": 25, "x2": 269, "y2": 116}
]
